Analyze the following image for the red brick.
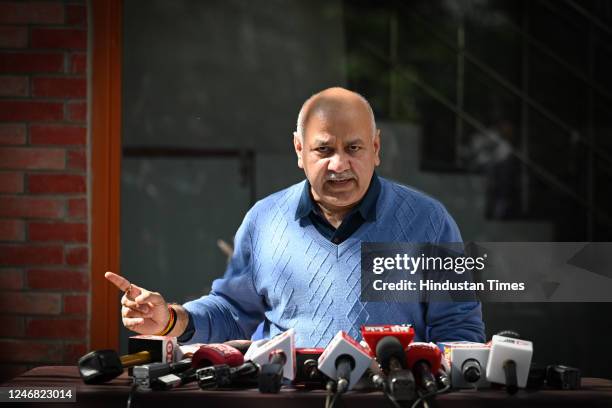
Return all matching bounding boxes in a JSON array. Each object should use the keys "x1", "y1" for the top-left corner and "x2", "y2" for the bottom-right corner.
[
  {"x1": 0, "y1": 315, "x2": 24, "y2": 337},
  {"x1": 31, "y1": 28, "x2": 86, "y2": 50},
  {"x1": 67, "y1": 149, "x2": 86, "y2": 170},
  {"x1": 0, "y1": 197, "x2": 63, "y2": 218},
  {"x1": 69, "y1": 53, "x2": 86, "y2": 74},
  {"x1": 0, "y1": 172, "x2": 24, "y2": 193},
  {"x1": 68, "y1": 198, "x2": 86, "y2": 219},
  {"x1": 0, "y1": 219, "x2": 25, "y2": 241},
  {"x1": 63, "y1": 294, "x2": 87, "y2": 314},
  {"x1": 28, "y1": 221, "x2": 86, "y2": 242},
  {"x1": 0, "y1": 364, "x2": 29, "y2": 382},
  {"x1": 32, "y1": 77, "x2": 86, "y2": 98},
  {"x1": 0, "y1": 244, "x2": 63, "y2": 265},
  {"x1": 30, "y1": 124, "x2": 85, "y2": 145},
  {"x1": 0, "y1": 76, "x2": 28, "y2": 97},
  {"x1": 0, "y1": 2, "x2": 64, "y2": 24},
  {"x1": 28, "y1": 174, "x2": 85, "y2": 194},
  {"x1": 0, "y1": 100, "x2": 63, "y2": 121},
  {"x1": 27, "y1": 269, "x2": 88, "y2": 290},
  {"x1": 66, "y1": 101, "x2": 86, "y2": 122},
  {"x1": 65, "y1": 246, "x2": 87, "y2": 265},
  {"x1": 26, "y1": 318, "x2": 86, "y2": 339},
  {"x1": 66, "y1": 4, "x2": 86, "y2": 26},
  {"x1": 0, "y1": 26, "x2": 27, "y2": 48},
  {"x1": 0, "y1": 52, "x2": 64, "y2": 73},
  {"x1": 63, "y1": 342, "x2": 86, "y2": 364},
  {"x1": 0, "y1": 123, "x2": 26, "y2": 145},
  {"x1": 0, "y1": 269, "x2": 23, "y2": 290},
  {"x1": 0, "y1": 147, "x2": 64, "y2": 170},
  {"x1": 0, "y1": 291, "x2": 61, "y2": 315},
  {"x1": 0, "y1": 339, "x2": 62, "y2": 362}
]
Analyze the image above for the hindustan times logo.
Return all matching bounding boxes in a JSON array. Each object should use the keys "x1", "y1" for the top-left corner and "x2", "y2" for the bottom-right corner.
[{"x1": 371, "y1": 253, "x2": 487, "y2": 275}]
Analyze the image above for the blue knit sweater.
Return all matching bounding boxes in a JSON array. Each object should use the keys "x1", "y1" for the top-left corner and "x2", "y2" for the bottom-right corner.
[{"x1": 183, "y1": 177, "x2": 485, "y2": 347}]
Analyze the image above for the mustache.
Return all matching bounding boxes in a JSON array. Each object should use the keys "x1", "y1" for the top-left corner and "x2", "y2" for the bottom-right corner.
[{"x1": 325, "y1": 171, "x2": 356, "y2": 181}]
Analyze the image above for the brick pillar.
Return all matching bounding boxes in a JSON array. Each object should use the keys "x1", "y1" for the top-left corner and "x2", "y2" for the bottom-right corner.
[{"x1": 0, "y1": 0, "x2": 89, "y2": 382}]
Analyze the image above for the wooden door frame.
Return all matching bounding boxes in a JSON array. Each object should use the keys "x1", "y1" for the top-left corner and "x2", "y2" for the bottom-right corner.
[{"x1": 90, "y1": 0, "x2": 122, "y2": 350}]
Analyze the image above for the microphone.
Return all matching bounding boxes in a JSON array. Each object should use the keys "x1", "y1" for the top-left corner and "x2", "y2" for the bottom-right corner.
[
  {"x1": 258, "y1": 349, "x2": 288, "y2": 393},
  {"x1": 78, "y1": 350, "x2": 151, "y2": 385},
  {"x1": 406, "y1": 342, "x2": 442, "y2": 395},
  {"x1": 361, "y1": 324, "x2": 415, "y2": 356},
  {"x1": 247, "y1": 329, "x2": 296, "y2": 382},
  {"x1": 294, "y1": 348, "x2": 327, "y2": 389},
  {"x1": 317, "y1": 331, "x2": 373, "y2": 393},
  {"x1": 440, "y1": 342, "x2": 490, "y2": 388},
  {"x1": 223, "y1": 339, "x2": 253, "y2": 355},
  {"x1": 375, "y1": 336, "x2": 416, "y2": 402},
  {"x1": 546, "y1": 365, "x2": 581, "y2": 390},
  {"x1": 485, "y1": 334, "x2": 533, "y2": 394},
  {"x1": 150, "y1": 343, "x2": 244, "y2": 390},
  {"x1": 78, "y1": 335, "x2": 177, "y2": 384}
]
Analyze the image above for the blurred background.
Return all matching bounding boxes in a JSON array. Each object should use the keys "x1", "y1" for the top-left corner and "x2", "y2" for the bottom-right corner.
[{"x1": 1, "y1": 0, "x2": 611, "y2": 383}]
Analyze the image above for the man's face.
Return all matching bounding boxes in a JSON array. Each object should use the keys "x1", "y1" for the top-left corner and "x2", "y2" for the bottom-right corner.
[{"x1": 294, "y1": 105, "x2": 381, "y2": 211}]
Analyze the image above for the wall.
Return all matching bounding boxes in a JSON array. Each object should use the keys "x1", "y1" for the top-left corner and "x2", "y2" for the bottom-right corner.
[{"x1": 0, "y1": 0, "x2": 89, "y2": 382}]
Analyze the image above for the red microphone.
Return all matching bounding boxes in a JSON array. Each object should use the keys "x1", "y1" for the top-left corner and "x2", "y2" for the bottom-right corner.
[
  {"x1": 406, "y1": 342, "x2": 442, "y2": 394},
  {"x1": 361, "y1": 325, "x2": 415, "y2": 356},
  {"x1": 192, "y1": 343, "x2": 244, "y2": 368}
]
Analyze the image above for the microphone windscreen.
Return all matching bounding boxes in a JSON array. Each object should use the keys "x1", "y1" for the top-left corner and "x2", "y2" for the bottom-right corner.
[
  {"x1": 376, "y1": 336, "x2": 407, "y2": 370},
  {"x1": 192, "y1": 344, "x2": 244, "y2": 368},
  {"x1": 406, "y1": 343, "x2": 442, "y2": 374},
  {"x1": 224, "y1": 340, "x2": 253, "y2": 355}
]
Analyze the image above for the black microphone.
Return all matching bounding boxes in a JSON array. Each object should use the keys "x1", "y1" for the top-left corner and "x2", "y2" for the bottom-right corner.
[
  {"x1": 258, "y1": 349, "x2": 287, "y2": 393},
  {"x1": 376, "y1": 336, "x2": 416, "y2": 402},
  {"x1": 334, "y1": 354, "x2": 356, "y2": 394}
]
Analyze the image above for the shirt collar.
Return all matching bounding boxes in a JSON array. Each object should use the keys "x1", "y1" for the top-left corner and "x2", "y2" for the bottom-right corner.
[{"x1": 295, "y1": 173, "x2": 380, "y2": 222}]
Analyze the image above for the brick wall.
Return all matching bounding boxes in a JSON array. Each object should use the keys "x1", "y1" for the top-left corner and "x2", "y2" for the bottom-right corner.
[{"x1": 0, "y1": 0, "x2": 89, "y2": 382}]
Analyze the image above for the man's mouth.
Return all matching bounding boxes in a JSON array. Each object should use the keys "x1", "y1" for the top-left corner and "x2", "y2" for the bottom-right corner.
[{"x1": 327, "y1": 179, "x2": 354, "y2": 187}]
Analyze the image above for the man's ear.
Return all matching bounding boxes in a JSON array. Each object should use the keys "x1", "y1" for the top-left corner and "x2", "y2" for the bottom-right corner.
[
  {"x1": 373, "y1": 129, "x2": 381, "y2": 166},
  {"x1": 293, "y1": 132, "x2": 304, "y2": 169}
]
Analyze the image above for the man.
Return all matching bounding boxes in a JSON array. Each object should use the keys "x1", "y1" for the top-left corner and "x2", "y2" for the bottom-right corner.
[{"x1": 106, "y1": 87, "x2": 485, "y2": 346}]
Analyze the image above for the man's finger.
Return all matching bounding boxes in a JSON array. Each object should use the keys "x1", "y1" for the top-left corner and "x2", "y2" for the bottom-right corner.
[
  {"x1": 121, "y1": 295, "x2": 149, "y2": 312},
  {"x1": 123, "y1": 317, "x2": 144, "y2": 328},
  {"x1": 104, "y1": 271, "x2": 130, "y2": 292},
  {"x1": 122, "y1": 307, "x2": 153, "y2": 319},
  {"x1": 134, "y1": 290, "x2": 165, "y2": 306}
]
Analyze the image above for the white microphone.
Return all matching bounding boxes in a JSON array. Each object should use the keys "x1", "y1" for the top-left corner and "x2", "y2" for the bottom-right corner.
[
  {"x1": 485, "y1": 334, "x2": 533, "y2": 394},
  {"x1": 440, "y1": 342, "x2": 490, "y2": 389},
  {"x1": 317, "y1": 331, "x2": 373, "y2": 393},
  {"x1": 245, "y1": 328, "x2": 296, "y2": 381}
]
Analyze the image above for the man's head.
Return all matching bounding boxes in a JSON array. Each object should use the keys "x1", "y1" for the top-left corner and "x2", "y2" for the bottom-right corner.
[{"x1": 293, "y1": 87, "x2": 381, "y2": 213}]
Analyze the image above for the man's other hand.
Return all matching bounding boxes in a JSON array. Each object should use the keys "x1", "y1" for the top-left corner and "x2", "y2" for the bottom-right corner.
[{"x1": 104, "y1": 271, "x2": 170, "y2": 335}]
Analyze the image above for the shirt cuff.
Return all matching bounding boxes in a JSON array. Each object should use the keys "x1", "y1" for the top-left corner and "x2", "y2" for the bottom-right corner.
[{"x1": 177, "y1": 309, "x2": 195, "y2": 343}]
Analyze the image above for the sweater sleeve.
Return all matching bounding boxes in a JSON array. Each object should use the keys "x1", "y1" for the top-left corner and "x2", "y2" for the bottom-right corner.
[
  {"x1": 181, "y1": 209, "x2": 266, "y2": 343},
  {"x1": 424, "y1": 205, "x2": 486, "y2": 343}
]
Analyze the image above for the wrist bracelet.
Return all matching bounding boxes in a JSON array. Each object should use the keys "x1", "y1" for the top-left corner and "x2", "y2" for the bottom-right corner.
[{"x1": 156, "y1": 305, "x2": 177, "y2": 336}]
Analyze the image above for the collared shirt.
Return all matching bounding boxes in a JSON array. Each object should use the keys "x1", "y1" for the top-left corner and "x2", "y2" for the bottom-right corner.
[{"x1": 294, "y1": 173, "x2": 381, "y2": 244}]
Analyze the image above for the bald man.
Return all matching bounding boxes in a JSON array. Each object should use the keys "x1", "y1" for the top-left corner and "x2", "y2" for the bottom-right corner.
[{"x1": 106, "y1": 87, "x2": 485, "y2": 346}]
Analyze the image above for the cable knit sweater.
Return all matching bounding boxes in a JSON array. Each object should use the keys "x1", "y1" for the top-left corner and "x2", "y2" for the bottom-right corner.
[{"x1": 183, "y1": 177, "x2": 485, "y2": 347}]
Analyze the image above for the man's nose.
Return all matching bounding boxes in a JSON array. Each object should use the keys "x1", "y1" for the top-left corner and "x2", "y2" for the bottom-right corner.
[{"x1": 327, "y1": 151, "x2": 350, "y2": 173}]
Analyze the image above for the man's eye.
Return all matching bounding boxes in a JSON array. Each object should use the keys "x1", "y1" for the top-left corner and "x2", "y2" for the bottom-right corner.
[
  {"x1": 348, "y1": 145, "x2": 362, "y2": 152},
  {"x1": 316, "y1": 147, "x2": 330, "y2": 153}
]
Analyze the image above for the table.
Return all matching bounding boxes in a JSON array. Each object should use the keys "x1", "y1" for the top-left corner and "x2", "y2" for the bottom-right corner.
[{"x1": 2, "y1": 366, "x2": 611, "y2": 407}]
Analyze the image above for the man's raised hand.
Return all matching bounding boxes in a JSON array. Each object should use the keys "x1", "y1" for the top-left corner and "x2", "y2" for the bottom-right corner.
[{"x1": 104, "y1": 271, "x2": 170, "y2": 335}]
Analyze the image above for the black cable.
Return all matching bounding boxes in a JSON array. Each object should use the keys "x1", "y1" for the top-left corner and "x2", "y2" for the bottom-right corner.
[{"x1": 126, "y1": 382, "x2": 138, "y2": 408}]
